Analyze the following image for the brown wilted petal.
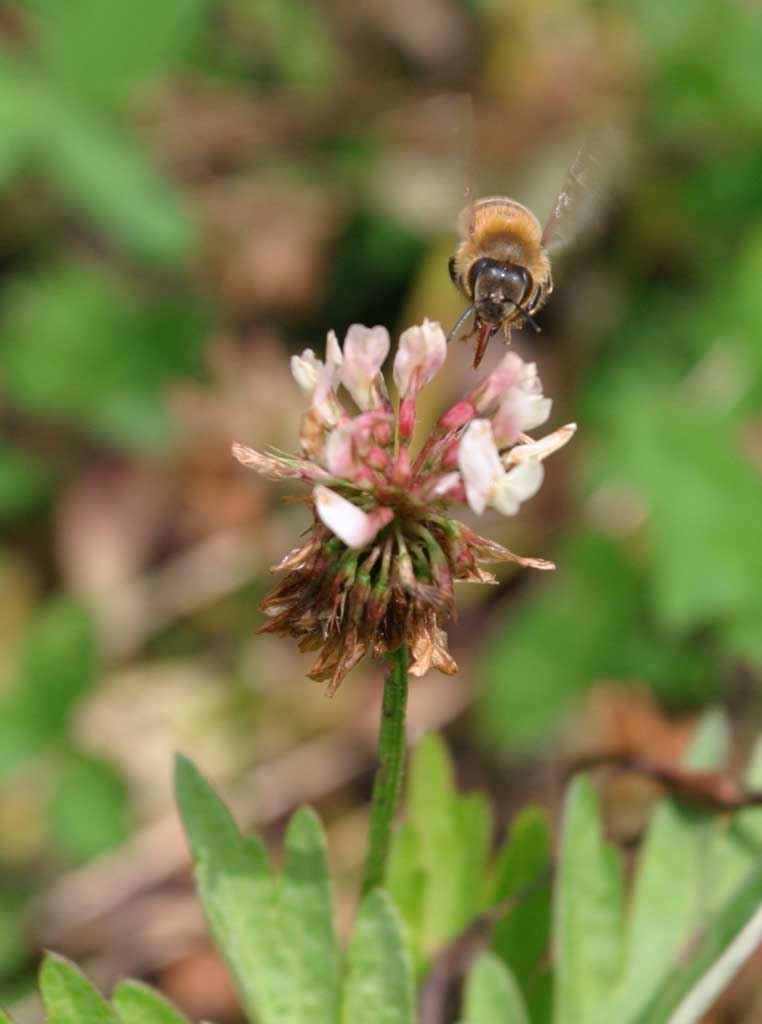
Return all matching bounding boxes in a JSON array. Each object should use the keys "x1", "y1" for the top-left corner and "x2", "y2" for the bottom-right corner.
[
  {"x1": 506, "y1": 423, "x2": 577, "y2": 464},
  {"x1": 431, "y1": 625, "x2": 458, "y2": 675},
  {"x1": 270, "y1": 537, "x2": 322, "y2": 573},
  {"x1": 461, "y1": 524, "x2": 555, "y2": 571},
  {"x1": 408, "y1": 616, "x2": 434, "y2": 677},
  {"x1": 232, "y1": 444, "x2": 298, "y2": 480}
]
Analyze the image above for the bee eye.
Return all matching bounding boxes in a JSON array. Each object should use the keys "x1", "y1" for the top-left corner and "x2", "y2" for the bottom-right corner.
[{"x1": 474, "y1": 264, "x2": 530, "y2": 307}]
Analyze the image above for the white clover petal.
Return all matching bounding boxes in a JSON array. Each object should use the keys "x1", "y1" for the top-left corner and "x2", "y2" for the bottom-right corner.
[
  {"x1": 493, "y1": 389, "x2": 552, "y2": 445},
  {"x1": 393, "y1": 318, "x2": 447, "y2": 399},
  {"x1": 520, "y1": 394, "x2": 552, "y2": 432},
  {"x1": 491, "y1": 460, "x2": 544, "y2": 516},
  {"x1": 324, "y1": 423, "x2": 355, "y2": 478},
  {"x1": 310, "y1": 331, "x2": 345, "y2": 427},
  {"x1": 458, "y1": 419, "x2": 503, "y2": 515},
  {"x1": 429, "y1": 470, "x2": 461, "y2": 498},
  {"x1": 324, "y1": 329, "x2": 343, "y2": 379},
  {"x1": 291, "y1": 349, "x2": 322, "y2": 394},
  {"x1": 340, "y1": 324, "x2": 390, "y2": 410},
  {"x1": 314, "y1": 486, "x2": 390, "y2": 548}
]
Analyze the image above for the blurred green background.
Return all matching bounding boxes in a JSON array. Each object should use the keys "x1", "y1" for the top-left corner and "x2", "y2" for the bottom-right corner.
[{"x1": 1, "y1": 0, "x2": 761, "y2": 1019}]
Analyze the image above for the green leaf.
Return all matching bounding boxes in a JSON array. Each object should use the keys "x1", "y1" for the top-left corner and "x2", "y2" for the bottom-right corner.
[
  {"x1": 609, "y1": 710, "x2": 728, "y2": 1018},
  {"x1": 553, "y1": 776, "x2": 624, "y2": 1024},
  {"x1": 39, "y1": 954, "x2": 119, "y2": 1023},
  {"x1": 112, "y1": 980, "x2": 190, "y2": 1024},
  {"x1": 386, "y1": 820, "x2": 425, "y2": 945},
  {"x1": 0, "y1": 1011, "x2": 15, "y2": 1024},
  {"x1": 27, "y1": 0, "x2": 210, "y2": 107},
  {"x1": 491, "y1": 807, "x2": 552, "y2": 996},
  {"x1": 403, "y1": 734, "x2": 492, "y2": 955},
  {"x1": 47, "y1": 754, "x2": 129, "y2": 862},
  {"x1": 635, "y1": 865, "x2": 762, "y2": 1022},
  {"x1": 341, "y1": 889, "x2": 414, "y2": 1024},
  {"x1": 459, "y1": 952, "x2": 530, "y2": 1024},
  {"x1": 175, "y1": 754, "x2": 281, "y2": 1023},
  {"x1": 278, "y1": 807, "x2": 341, "y2": 1022},
  {"x1": 175, "y1": 755, "x2": 339, "y2": 1024}
]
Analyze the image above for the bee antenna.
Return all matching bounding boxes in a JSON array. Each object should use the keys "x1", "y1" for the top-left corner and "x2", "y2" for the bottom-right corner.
[
  {"x1": 514, "y1": 301, "x2": 542, "y2": 334},
  {"x1": 447, "y1": 304, "x2": 477, "y2": 344}
]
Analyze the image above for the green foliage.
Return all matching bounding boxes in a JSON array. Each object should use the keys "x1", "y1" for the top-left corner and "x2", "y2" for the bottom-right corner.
[
  {"x1": 12, "y1": 729, "x2": 762, "y2": 1024},
  {"x1": 39, "y1": 954, "x2": 120, "y2": 1023},
  {"x1": 176, "y1": 754, "x2": 340, "y2": 1023},
  {"x1": 553, "y1": 777, "x2": 625, "y2": 1024},
  {"x1": 0, "y1": 0, "x2": 206, "y2": 262},
  {"x1": 0, "y1": 263, "x2": 207, "y2": 450},
  {"x1": 387, "y1": 734, "x2": 492, "y2": 968},
  {"x1": 46, "y1": 753, "x2": 130, "y2": 863},
  {"x1": 0, "y1": 599, "x2": 97, "y2": 776},
  {"x1": 478, "y1": 532, "x2": 715, "y2": 750},
  {"x1": 548, "y1": 712, "x2": 762, "y2": 1023},
  {"x1": 0, "y1": 444, "x2": 55, "y2": 523},
  {"x1": 111, "y1": 980, "x2": 191, "y2": 1024},
  {"x1": 490, "y1": 808, "x2": 552, "y2": 1009},
  {"x1": 0, "y1": 57, "x2": 193, "y2": 263},
  {"x1": 385, "y1": 726, "x2": 762, "y2": 1023},
  {"x1": 341, "y1": 890, "x2": 414, "y2": 1024},
  {"x1": 25, "y1": 0, "x2": 211, "y2": 108},
  {"x1": 33, "y1": 954, "x2": 189, "y2": 1024},
  {"x1": 0, "y1": 905, "x2": 26, "y2": 978},
  {"x1": 590, "y1": 380, "x2": 762, "y2": 640},
  {"x1": 176, "y1": 754, "x2": 414, "y2": 1024},
  {"x1": 458, "y1": 953, "x2": 530, "y2": 1024}
]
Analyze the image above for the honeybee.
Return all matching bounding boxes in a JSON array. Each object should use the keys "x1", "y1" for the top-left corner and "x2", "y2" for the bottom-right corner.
[{"x1": 448, "y1": 144, "x2": 605, "y2": 368}]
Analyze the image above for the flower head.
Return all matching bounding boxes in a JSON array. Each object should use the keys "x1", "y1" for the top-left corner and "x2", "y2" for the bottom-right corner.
[{"x1": 234, "y1": 321, "x2": 574, "y2": 694}]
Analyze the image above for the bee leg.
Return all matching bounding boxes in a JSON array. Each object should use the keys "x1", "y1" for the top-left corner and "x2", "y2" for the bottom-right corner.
[
  {"x1": 526, "y1": 284, "x2": 542, "y2": 314},
  {"x1": 447, "y1": 304, "x2": 477, "y2": 344}
]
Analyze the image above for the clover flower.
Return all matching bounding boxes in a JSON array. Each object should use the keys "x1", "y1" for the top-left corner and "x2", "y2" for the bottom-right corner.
[{"x1": 233, "y1": 320, "x2": 575, "y2": 694}]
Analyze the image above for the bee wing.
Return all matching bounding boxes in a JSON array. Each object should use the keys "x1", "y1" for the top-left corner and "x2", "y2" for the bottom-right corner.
[{"x1": 540, "y1": 125, "x2": 619, "y2": 255}]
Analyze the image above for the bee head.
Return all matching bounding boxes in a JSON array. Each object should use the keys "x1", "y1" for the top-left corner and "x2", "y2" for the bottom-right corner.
[{"x1": 470, "y1": 259, "x2": 531, "y2": 325}]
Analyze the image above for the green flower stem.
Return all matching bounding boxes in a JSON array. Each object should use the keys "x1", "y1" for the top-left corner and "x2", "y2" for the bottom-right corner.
[{"x1": 361, "y1": 644, "x2": 409, "y2": 895}]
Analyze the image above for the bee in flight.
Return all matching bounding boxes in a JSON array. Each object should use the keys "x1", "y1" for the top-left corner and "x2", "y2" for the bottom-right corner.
[{"x1": 447, "y1": 145, "x2": 604, "y2": 368}]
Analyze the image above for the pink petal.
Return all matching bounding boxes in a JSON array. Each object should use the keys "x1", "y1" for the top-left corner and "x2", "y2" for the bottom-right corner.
[
  {"x1": 340, "y1": 324, "x2": 390, "y2": 410},
  {"x1": 393, "y1": 319, "x2": 447, "y2": 399}
]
